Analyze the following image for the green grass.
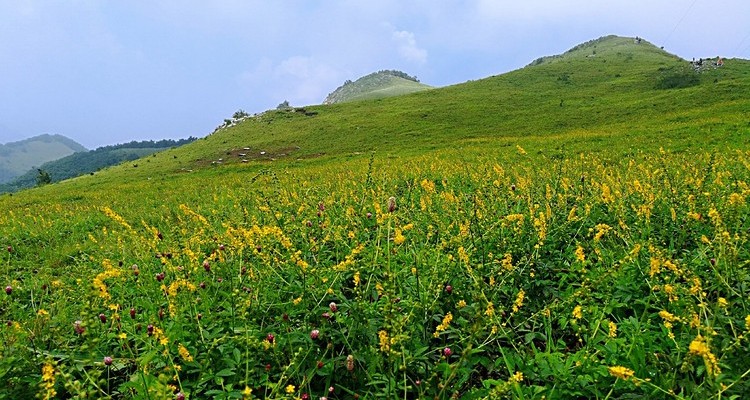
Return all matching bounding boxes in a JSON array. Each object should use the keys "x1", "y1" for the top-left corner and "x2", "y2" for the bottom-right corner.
[{"x1": 1, "y1": 35, "x2": 749, "y2": 399}]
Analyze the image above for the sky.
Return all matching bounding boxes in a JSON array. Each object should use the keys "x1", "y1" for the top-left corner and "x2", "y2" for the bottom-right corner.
[{"x1": 0, "y1": 1, "x2": 748, "y2": 149}]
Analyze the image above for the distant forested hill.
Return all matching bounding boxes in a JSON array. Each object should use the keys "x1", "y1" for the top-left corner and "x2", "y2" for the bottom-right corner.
[
  {"x1": 0, "y1": 134, "x2": 87, "y2": 183},
  {"x1": 0, "y1": 137, "x2": 196, "y2": 193}
]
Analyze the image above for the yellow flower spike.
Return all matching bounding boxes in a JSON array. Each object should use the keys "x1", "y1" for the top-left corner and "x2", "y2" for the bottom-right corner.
[
  {"x1": 608, "y1": 321, "x2": 617, "y2": 338},
  {"x1": 689, "y1": 335, "x2": 721, "y2": 378},
  {"x1": 575, "y1": 245, "x2": 585, "y2": 262},
  {"x1": 178, "y1": 344, "x2": 193, "y2": 362},
  {"x1": 378, "y1": 330, "x2": 390, "y2": 352},
  {"x1": 512, "y1": 290, "x2": 525, "y2": 313}
]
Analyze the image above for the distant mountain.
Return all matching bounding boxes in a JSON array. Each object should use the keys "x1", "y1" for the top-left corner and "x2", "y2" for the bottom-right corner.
[
  {"x1": 0, "y1": 134, "x2": 86, "y2": 183},
  {"x1": 323, "y1": 70, "x2": 432, "y2": 104},
  {"x1": 0, "y1": 137, "x2": 196, "y2": 193}
]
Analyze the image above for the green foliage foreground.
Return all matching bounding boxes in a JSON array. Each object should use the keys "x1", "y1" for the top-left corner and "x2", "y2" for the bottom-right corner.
[{"x1": 1, "y1": 145, "x2": 749, "y2": 398}]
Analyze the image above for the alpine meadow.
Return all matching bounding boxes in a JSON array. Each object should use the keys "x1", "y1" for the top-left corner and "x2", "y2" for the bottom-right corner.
[{"x1": 2, "y1": 36, "x2": 750, "y2": 399}]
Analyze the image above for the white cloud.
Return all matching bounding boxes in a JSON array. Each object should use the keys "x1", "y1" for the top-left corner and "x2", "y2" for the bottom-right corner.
[
  {"x1": 239, "y1": 56, "x2": 344, "y2": 108},
  {"x1": 392, "y1": 30, "x2": 428, "y2": 64}
]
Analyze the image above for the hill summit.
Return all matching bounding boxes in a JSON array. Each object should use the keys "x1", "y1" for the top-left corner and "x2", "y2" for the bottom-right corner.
[{"x1": 323, "y1": 70, "x2": 432, "y2": 104}]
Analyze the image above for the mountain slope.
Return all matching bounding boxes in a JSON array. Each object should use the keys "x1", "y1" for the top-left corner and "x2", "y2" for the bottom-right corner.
[
  {"x1": 323, "y1": 70, "x2": 432, "y2": 104},
  {"x1": 98, "y1": 34, "x2": 744, "y2": 180},
  {"x1": 0, "y1": 134, "x2": 86, "y2": 183}
]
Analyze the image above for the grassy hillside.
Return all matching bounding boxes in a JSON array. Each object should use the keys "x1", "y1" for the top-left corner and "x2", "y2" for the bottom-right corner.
[
  {"x1": 323, "y1": 70, "x2": 432, "y2": 104},
  {"x1": 0, "y1": 134, "x2": 86, "y2": 183},
  {"x1": 1, "y1": 36, "x2": 749, "y2": 399}
]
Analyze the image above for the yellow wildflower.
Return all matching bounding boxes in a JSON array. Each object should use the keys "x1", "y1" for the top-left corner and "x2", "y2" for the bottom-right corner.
[
  {"x1": 393, "y1": 228, "x2": 405, "y2": 245},
  {"x1": 242, "y1": 386, "x2": 253, "y2": 399},
  {"x1": 485, "y1": 302, "x2": 495, "y2": 317},
  {"x1": 512, "y1": 290, "x2": 525, "y2": 313},
  {"x1": 375, "y1": 282, "x2": 384, "y2": 296},
  {"x1": 649, "y1": 257, "x2": 661, "y2": 277},
  {"x1": 285, "y1": 384, "x2": 296, "y2": 394},
  {"x1": 178, "y1": 344, "x2": 193, "y2": 362},
  {"x1": 457, "y1": 300, "x2": 467, "y2": 308},
  {"x1": 501, "y1": 253, "x2": 513, "y2": 271},
  {"x1": 575, "y1": 245, "x2": 585, "y2": 262},
  {"x1": 663, "y1": 284, "x2": 678, "y2": 302},
  {"x1": 572, "y1": 305, "x2": 583, "y2": 320},
  {"x1": 658, "y1": 310, "x2": 679, "y2": 323},
  {"x1": 717, "y1": 297, "x2": 728, "y2": 308},
  {"x1": 608, "y1": 365, "x2": 635, "y2": 380},
  {"x1": 421, "y1": 179, "x2": 436, "y2": 193},
  {"x1": 601, "y1": 184, "x2": 613, "y2": 204},
  {"x1": 378, "y1": 330, "x2": 390, "y2": 352},
  {"x1": 567, "y1": 206, "x2": 577, "y2": 222},
  {"x1": 434, "y1": 312, "x2": 453, "y2": 337},
  {"x1": 593, "y1": 224, "x2": 611, "y2": 241},
  {"x1": 729, "y1": 192, "x2": 745, "y2": 206},
  {"x1": 608, "y1": 320, "x2": 617, "y2": 338},
  {"x1": 689, "y1": 335, "x2": 721, "y2": 378},
  {"x1": 40, "y1": 362, "x2": 57, "y2": 399}
]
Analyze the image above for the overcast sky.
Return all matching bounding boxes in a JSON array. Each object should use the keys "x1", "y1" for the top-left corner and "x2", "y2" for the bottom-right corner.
[{"x1": 1, "y1": 1, "x2": 748, "y2": 149}]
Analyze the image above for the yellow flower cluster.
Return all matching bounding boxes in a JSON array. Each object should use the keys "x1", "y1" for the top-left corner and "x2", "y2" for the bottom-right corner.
[
  {"x1": 40, "y1": 362, "x2": 57, "y2": 399},
  {"x1": 102, "y1": 206, "x2": 132, "y2": 230},
  {"x1": 92, "y1": 258, "x2": 122, "y2": 300},
  {"x1": 608, "y1": 320, "x2": 617, "y2": 338},
  {"x1": 333, "y1": 244, "x2": 365, "y2": 271},
  {"x1": 433, "y1": 312, "x2": 453, "y2": 337},
  {"x1": 689, "y1": 335, "x2": 721, "y2": 378},
  {"x1": 512, "y1": 290, "x2": 525, "y2": 313},
  {"x1": 393, "y1": 228, "x2": 405, "y2": 245},
  {"x1": 608, "y1": 365, "x2": 635, "y2": 380},
  {"x1": 575, "y1": 245, "x2": 585, "y2": 263},
  {"x1": 378, "y1": 330, "x2": 391, "y2": 353},
  {"x1": 485, "y1": 302, "x2": 495, "y2": 317},
  {"x1": 178, "y1": 344, "x2": 193, "y2": 362},
  {"x1": 501, "y1": 253, "x2": 514, "y2": 271}
]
